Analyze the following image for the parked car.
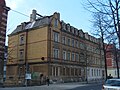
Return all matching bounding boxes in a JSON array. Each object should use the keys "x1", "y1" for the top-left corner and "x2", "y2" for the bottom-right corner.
[{"x1": 102, "y1": 79, "x2": 120, "y2": 90}]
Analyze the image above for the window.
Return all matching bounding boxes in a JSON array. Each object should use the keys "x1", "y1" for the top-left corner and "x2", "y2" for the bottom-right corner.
[
  {"x1": 61, "y1": 21, "x2": 66, "y2": 30},
  {"x1": 72, "y1": 39, "x2": 74, "y2": 47},
  {"x1": 67, "y1": 24, "x2": 70, "y2": 32},
  {"x1": 92, "y1": 69, "x2": 93, "y2": 76},
  {"x1": 50, "y1": 66, "x2": 53, "y2": 76},
  {"x1": 20, "y1": 49, "x2": 24, "y2": 59},
  {"x1": 80, "y1": 53, "x2": 84, "y2": 62},
  {"x1": 54, "y1": 18, "x2": 58, "y2": 27},
  {"x1": 4, "y1": 66, "x2": 6, "y2": 71},
  {"x1": 53, "y1": 31, "x2": 59, "y2": 42},
  {"x1": 99, "y1": 70, "x2": 101, "y2": 76},
  {"x1": 76, "y1": 53, "x2": 79, "y2": 61},
  {"x1": 20, "y1": 35, "x2": 24, "y2": 44},
  {"x1": 18, "y1": 66, "x2": 24, "y2": 77},
  {"x1": 66, "y1": 68, "x2": 69, "y2": 76},
  {"x1": 79, "y1": 68, "x2": 81, "y2": 76},
  {"x1": 67, "y1": 51, "x2": 71, "y2": 60},
  {"x1": 53, "y1": 66, "x2": 55, "y2": 76},
  {"x1": 58, "y1": 67, "x2": 60, "y2": 76},
  {"x1": 56, "y1": 67, "x2": 58, "y2": 76},
  {"x1": 62, "y1": 36, "x2": 66, "y2": 44},
  {"x1": 3, "y1": 71, "x2": 6, "y2": 78},
  {"x1": 53, "y1": 48, "x2": 59, "y2": 58},
  {"x1": 97, "y1": 69, "x2": 98, "y2": 76},
  {"x1": 72, "y1": 52, "x2": 75, "y2": 61},
  {"x1": 80, "y1": 43, "x2": 85, "y2": 49},
  {"x1": 60, "y1": 67, "x2": 62, "y2": 76},
  {"x1": 71, "y1": 68, "x2": 74, "y2": 76},
  {"x1": 68, "y1": 38, "x2": 71, "y2": 46},
  {"x1": 75, "y1": 68, "x2": 78, "y2": 76},
  {"x1": 63, "y1": 67, "x2": 66, "y2": 76},
  {"x1": 87, "y1": 69, "x2": 90, "y2": 77},
  {"x1": 75, "y1": 40, "x2": 79, "y2": 48},
  {"x1": 94, "y1": 69, "x2": 96, "y2": 76},
  {"x1": 63, "y1": 50, "x2": 66, "y2": 60},
  {"x1": 115, "y1": 70, "x2": 117, "y2": 75}
]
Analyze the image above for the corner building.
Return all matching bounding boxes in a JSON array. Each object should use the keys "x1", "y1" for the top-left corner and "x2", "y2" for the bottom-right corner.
[
  {"x1": 0, "y1": 0, "x2": 10, "y2": 84},
  {"x1": 6, "y1": 10, "x2": 105, "y2": 86}
]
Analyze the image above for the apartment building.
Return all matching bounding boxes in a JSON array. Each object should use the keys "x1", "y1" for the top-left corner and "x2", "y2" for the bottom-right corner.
[
  {"x1": 105, "y1": 44, "x2": 120, "y2": 77},
  {"x1": 0, "y1": 0, "x2": 10, "y2": 84},
  {"x1": 6, "y1": 10, "x2": 105, "y2": 86},
  {"x1": 3, "y1": 46, "x2": 7, "y2": 81}
]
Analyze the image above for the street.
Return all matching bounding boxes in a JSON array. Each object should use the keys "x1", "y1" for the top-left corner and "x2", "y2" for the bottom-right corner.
[
  {"x1": 67, "y1": 83, "x2": 102, "y2": 90},
  {"x1": 0, "y1": 82, "x2": 102, "y2": 90}
]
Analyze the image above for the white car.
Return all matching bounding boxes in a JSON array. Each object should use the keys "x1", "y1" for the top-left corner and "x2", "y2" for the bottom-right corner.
[{"x1": 102, "y1": 79, "x2": 120, "y2": 90}]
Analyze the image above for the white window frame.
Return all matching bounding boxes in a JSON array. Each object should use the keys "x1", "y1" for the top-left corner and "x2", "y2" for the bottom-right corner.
[
  {"x1": 75, "y1": 40, "x2": 79, "y2": 48},
  {"x1": 75, "y1": 53, "x2": 79, "y2": 61},
  {"x1": 72, "y1": 52, "x2": 75, "y2": 61},
  {"x1": 20, "y1": 35, "x2": 24, "y2": 44},
  {"x1": 63, "y1": 50, "x2": 66, "y2": 60},
  {"x1": 72, "y1": 39, "x2": 74, "y2": 47},
  {"x1": 68, "y1": 38, "x2": 71, "y2": 46},
  {"x1": 20, "y1": 49, "x2": 24, "y2": 59},
  {"x1": 67, "y1": 51, "x2": 71, "y2": 61},
  {"x1": 62, "y1": 36, "x2": 66, "y2": 44},
  {"x1": 91, "y1": 69, "x2": 93, "y2": 76},
  {"x1": 54, "y1": 18, "x2": 58, "y2": 27},
  {"x1": 58, "y1": 67, "x2": 60, "y2": 76},
  {"x1": 53, "y1": 31, "x2": 59, "y2": 42},
  {"x1": 80, "y1": 43, "x2": 84, "y2": 49},
  {"x1": 53, "y1": 48, "x2": 59, "y2": 58}
]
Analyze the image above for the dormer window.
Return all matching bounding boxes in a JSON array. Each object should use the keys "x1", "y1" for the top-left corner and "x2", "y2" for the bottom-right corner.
[
  {"x1": 79, "y1": 30, "x2": 84, "y2": 37},
  {"x1": 74, "y1": 29, "x2": 76, "y2": 35},
  {"x1": 61, "y1": 21, "x2": 66, "y2": 30},
  {"x1": 54, "y1": 18, "x2": 58, "y2": 27},
  {"x1": 75, "y1": 29, "x2": 78, "y2": 35},
  {"x1": 85, "y1": 33, "x2": 89, "y2": 39},
  {"x1": 67, "y1": 24, "x2": 70, "y2": 32},
  {"x1": 70, "y1": 26, "x2": 74, "y2": 34}
]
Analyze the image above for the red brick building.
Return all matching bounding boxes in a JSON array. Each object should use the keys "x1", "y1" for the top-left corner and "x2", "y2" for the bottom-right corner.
[
  {"x1": 105, "y1": 44, "x2": 114, "y2": 67},
  {"x1": 105, "y1": 44, "x2": 120, "y2": 77},
  {"x1": 0, "y1": 0, "x2": 10, "y2": 83}
]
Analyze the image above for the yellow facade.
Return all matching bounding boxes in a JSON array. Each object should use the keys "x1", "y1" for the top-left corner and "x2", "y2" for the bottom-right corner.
[{"x1": 5, "y1": 11, "x2": 105, "y2": 86}]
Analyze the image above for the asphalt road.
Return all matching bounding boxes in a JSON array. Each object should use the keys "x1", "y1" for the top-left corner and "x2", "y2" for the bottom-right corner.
[{"x1": 66, "y1": 83, "x2": 102, "y2": 90}]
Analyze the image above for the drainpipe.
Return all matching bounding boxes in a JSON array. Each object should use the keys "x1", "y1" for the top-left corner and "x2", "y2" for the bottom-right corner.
[
  {"x1": 48, "y1": 23, "x2": 51, "y2": 80},
  {"x1": 25, "y1": 29, "x2": 28, "y2": 86}
]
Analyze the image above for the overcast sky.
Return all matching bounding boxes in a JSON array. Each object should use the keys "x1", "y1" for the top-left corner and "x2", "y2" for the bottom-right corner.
[{"x1": 5, "y1": 0, "x2": 92, "y2": 44}]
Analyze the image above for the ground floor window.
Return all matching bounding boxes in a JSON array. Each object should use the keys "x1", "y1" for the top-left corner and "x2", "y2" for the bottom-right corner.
[
  {"x1": 50, "y1": 65, "x2": 82, "y2": 77},
  {"x1": 50, "y1": 66, "x2": 60, "y2": 76}
]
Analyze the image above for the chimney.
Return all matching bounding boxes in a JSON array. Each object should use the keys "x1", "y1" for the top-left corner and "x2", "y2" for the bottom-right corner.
[
  {"x1": 30, "y1": 9, "x2": 37, "y2": 22},
  {"x1": 21, "y1": 22, "x2": 26, "y2": 30},
  {"x1": 57, "y1": 13, "x2": 60, "y2": 20}
]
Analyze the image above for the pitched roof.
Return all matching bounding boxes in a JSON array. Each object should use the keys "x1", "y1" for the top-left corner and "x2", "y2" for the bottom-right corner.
[{"x1": 10, "y1": 16, "x2": 52, "y2": 36}]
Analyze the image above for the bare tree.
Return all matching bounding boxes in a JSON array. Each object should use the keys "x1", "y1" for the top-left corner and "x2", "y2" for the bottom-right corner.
[
  {"x1": 91, "y1": 12, "x2": 108, "y2": 80},
  {"x1": 86, "y1": 0, "x2": 120, "y2": 48},
  {"x1": 84, "y1": 0, "x2": 120, "y2": 78}
]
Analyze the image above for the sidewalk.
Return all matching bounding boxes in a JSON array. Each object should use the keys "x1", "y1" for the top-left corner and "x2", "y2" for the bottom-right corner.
[
  {"x1": 0, "y1": 81, "x2": 102, "y2": 90},
  {"x1": 0, "y1": 82, "x2": 87, "y2": 90}
]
